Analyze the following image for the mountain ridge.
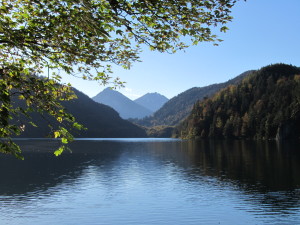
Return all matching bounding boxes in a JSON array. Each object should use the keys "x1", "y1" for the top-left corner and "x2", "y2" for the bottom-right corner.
[
  {"x1": 135, "y1": 70, "x2": 254, "y2": 127},
  {"x1": 92, "y1": 88, "x2": 153, "y2": 119},
  {"x1": 16, "y1": 88, "x2": 147, "y2": 138},
  {"x1": 134, "y1": 92, "x2": 168, "y2": 112}
]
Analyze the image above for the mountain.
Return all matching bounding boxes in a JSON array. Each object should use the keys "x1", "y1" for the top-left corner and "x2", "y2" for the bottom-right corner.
[
  {"x1": 134, "y1": 92, "x2": 168, "y2": 112},
  {"x1": 135, "y1": 70, "x2": 253, "y2": 127},
  {"x1": 92, "y1": 88, "x2": 153, "y2": 119},
  {"x1": 17, "y1": 88, "x2": 147, "y2": 138},
  {"x1": 175, "y1": 64, "x2": 300, "y2": 140}
]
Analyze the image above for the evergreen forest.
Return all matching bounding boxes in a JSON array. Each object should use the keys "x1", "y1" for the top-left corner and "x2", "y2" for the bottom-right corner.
[{"x1": 175, "y1": 64, "x2": 300, "y2": 140}]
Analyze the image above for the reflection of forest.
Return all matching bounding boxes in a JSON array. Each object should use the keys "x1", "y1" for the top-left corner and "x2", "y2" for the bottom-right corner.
[
  {"x1": 1, "y1": 139, "x2": 300, "y2": 212},
  {"x1": 147, "y1": 140, "x2": 300, "y2": 191},
  {"x1": 147, "y1": 139, "x2": 300, "y2": 212},
  {"x1": 191, "y1": 140, "x2": 300, "y2": 191}
]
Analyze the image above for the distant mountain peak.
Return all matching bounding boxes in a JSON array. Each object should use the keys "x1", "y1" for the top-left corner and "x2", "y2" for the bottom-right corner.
[
  {"x1": 93, "y1": 88, "x2": 153, "y2": 119},
  {"x1": 134, "y1": 92, "x2": 169, "y2": 112}
]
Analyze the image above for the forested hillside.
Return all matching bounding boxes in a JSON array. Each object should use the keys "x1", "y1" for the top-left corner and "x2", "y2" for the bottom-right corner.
[
  {"x1": 175, "y1": 64, "x2": 300, "y2": 140},
  {"x1": 17, "y1": 89, "x2": 147, "y2": 138},
  {"x1": 136, "y1": 70, "x2": 253, "y2": 127}
]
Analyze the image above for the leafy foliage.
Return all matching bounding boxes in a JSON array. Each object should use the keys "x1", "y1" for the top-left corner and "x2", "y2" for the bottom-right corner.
[
  {"x1": 0, "y1": 0, "x2": 239, "y2": 157},
  {"x1": 176, "y1": 64, "x2": 300, "y2": 140},
  {"x1": 0, "y1": 71, "x2": 78, "y2": 158}
]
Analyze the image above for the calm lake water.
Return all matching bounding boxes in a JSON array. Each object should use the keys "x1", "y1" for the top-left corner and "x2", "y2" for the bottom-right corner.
[{"x1": 0, "y1": 138, "x2": 300, "y2": 225}]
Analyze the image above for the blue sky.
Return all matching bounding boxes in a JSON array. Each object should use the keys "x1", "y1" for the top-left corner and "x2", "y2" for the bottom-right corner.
[{"x1": 61, "y1": 0, "x2": 300, "y2": 100}]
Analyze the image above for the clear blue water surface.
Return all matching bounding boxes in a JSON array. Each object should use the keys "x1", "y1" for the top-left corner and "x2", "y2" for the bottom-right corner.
[{"x1": 0, "y1": 139, "x2": 299, "y2": 225}]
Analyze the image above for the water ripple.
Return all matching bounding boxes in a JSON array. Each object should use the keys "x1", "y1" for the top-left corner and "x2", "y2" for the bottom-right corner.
[{"x1": 0, "y1": 139, "x2": 300, "y2": 224}]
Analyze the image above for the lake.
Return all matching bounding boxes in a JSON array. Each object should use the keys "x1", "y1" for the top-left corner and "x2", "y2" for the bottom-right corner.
[{"x1": 0, "y1": 138, "x2": 300, "y2": 225}]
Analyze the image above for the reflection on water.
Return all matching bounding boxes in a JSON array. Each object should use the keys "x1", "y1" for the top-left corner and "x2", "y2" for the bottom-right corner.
[{"x1": 0, "y1": 139, "x2": 300, "y2": 225}]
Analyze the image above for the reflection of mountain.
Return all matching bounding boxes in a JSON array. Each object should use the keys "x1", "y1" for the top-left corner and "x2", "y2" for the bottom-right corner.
[
  {"x1": 147, "y1": 140, "x2": 300, "y2": 191},
  {"x1": 146, "y1": 139, "x2": 300, "y2": 211},
  {"x1": 188, "y1": 140, "x2": 300, "y2": 191},
  {"x1": 0, "y1": 140, "x2": 124, "y2": 196}
]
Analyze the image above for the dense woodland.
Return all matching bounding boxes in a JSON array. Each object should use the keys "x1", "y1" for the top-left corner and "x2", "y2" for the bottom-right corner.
[{"x1": 175, "y1": 64, "x2": 300, "y2": 140}]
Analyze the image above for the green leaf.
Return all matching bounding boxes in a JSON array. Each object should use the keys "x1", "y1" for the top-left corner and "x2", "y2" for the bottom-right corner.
[
  {"x1": 61, "y1": 138, "x2": 68, "y2": 144},
  {"x1": 54, "y1": 131, "x2": 60, "y2": 138},
  {"x1": 29, "y1": 122, "x2": 37, "y2": 127},
  {"x1": 54, "y1": 146, "x2": 65, "y2": 156},
  {"x1": 73, "y1": 122, "x2": 83, "y2": 130}
]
